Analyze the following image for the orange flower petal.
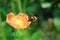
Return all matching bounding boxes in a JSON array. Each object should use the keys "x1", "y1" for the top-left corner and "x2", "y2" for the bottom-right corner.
[
  {"x1": 6, "y1": 12, "x2": 15, "y2": 21},
  {"x1": 16, "y1": 13, "x2": 28, "y2": 21},
  {"x1": 6, "y1": 13, "x2": 31, "y2": 30}
]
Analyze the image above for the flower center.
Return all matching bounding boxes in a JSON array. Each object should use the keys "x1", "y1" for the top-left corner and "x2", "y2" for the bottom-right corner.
[{"x1": 14, "y1": 19, "x2": 24, "y2": 27}]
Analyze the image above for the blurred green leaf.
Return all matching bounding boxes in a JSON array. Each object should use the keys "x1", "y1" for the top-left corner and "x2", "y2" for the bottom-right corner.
[
  {"x1": 53, "y1": 17, "x2": 60, "y2": 31},
  {"x1": 58, "y1": 3, "x2": 60, "y2": 8},
  {"x1": 41, "y1": 2, "x2": 52, "y2": 8},
  {"x1": 26, "y1": 5, "x2": 37, "y2": 14},
  {"x1": 31, "y1": 30, "x2": 40, "y2": 40}
]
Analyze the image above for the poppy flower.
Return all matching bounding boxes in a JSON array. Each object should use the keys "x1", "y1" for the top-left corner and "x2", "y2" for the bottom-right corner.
[{"x1": 6, "y1": 12, "x2": 31, "y2": 30}]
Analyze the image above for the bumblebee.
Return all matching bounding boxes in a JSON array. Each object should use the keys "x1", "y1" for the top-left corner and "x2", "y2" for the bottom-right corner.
[{"x1": 30, "y1": 16, "x2": 37, "y2": 21}]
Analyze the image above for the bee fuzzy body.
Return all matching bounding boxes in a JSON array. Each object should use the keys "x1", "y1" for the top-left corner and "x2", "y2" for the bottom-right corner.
[{"x1": 30, "y1": 16, "x2": 37, "y2": 22}]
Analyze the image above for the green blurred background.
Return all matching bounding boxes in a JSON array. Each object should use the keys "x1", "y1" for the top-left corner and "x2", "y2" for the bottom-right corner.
[{"x1": 0, "y1": 0, "x2": 60, "y2": 40}]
